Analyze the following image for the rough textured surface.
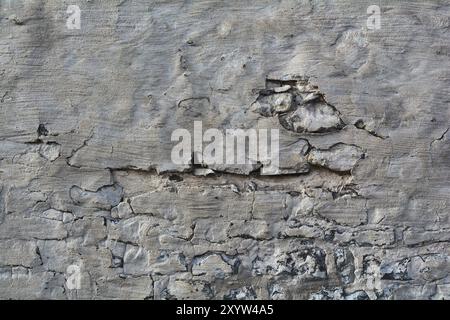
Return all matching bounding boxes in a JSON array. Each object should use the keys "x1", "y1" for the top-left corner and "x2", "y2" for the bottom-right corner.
[{"x1": 0, "y1": 0, "x2": 450, "y2": 300}]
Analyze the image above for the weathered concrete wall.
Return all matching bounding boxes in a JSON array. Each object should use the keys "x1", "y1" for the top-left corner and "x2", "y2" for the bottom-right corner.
[{"x1": 0, "y1": 0, "x2": 449, "y2": 299}]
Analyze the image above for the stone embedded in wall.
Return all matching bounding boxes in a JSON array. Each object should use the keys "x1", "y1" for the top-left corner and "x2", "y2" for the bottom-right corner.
[
  {"x1": 96, "y1": 276, "x2": 153, "y2": 300},
  {"x1": 0, "y1": 240, "x2": 40, "y2": 268},
  {"x1": 307, "y1": 144, "x2": 365, "y2": 173},
  {"x1": 192, "y1": 254, "x2": 234, "y2": 279},
  {"x1": 253, "y1": 76, "x2": 346, "y2": 134}
]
